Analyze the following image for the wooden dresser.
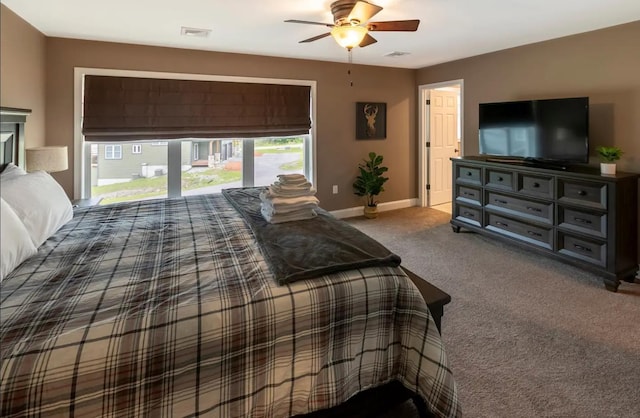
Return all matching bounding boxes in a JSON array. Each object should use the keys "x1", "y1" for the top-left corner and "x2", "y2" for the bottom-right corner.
[{"x1": 450, "y1": 156, "x2": 639, "y2": 291}]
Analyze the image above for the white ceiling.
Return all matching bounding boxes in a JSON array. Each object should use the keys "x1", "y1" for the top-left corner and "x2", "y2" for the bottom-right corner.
[{"x1": 3, "y1": 0, "x2": 640, "y2": 69}]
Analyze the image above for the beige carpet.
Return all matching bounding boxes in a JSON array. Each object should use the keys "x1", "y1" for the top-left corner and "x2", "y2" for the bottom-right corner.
[{"x1": 346, "y1": 207, "x2": 640, "y2": 418}]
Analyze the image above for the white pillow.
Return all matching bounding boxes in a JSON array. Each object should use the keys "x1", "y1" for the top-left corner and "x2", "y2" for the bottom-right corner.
[
  {"x1": 0, "y1": 163, "x2": 27, "y2": 182},
  {"x1": 1, "y1": 171, "x2": 73, "y2": 247},
  {"x1": 1, "y1": 198, "x2": 38, "y2": 281}
]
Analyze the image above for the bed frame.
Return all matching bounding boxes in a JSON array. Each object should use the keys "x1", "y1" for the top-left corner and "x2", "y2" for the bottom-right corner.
[{"x1": 0, "y1": 107, "x2": 30, "y2": 171}]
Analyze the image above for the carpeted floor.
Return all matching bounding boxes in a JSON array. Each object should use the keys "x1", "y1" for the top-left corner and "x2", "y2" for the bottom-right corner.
[{"x1": 345, "y1": 207, "x2": 640, "y2": 418}]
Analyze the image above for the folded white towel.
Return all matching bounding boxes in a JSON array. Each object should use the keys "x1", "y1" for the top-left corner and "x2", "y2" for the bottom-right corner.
[
  {"x1": 260, "y1": 191, "x2": 319, "y2": 207},
  {"x1": 261, "y1": 205, "x2": 317, "y2": 224},
  {"x1": 264, "y1": 186, "x2": 317, "y2": 198},
  {"x1": 272, "y1": 181, "x2": 313, "y2": 190},
  {"x1": 277, "y1": 174, "x2": 307, "y2": 184},
  {"x1": 261, "y1": 200, "x2": 318, "y2": 215}
]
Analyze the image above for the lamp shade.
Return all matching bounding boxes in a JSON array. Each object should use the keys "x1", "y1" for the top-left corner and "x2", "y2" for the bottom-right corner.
[
  {"x1": 26, "y1": 146, "x2": 69, "y2": 173},
  {"x1": 330, "y1": 25, "x2": 367, "y2": 49}
]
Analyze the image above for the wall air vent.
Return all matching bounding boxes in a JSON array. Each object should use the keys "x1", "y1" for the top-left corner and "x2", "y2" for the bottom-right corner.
[
  {"x1": 180, "y1": 27, "x2": 212, "y2": 37},
  {"x1": 384, "y1": 51, "x2": 411, "y2": 57}
]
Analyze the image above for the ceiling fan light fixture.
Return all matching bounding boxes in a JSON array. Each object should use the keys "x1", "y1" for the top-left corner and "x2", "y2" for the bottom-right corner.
[{"x1": 330, "y1": 25, "x2": 368, "y2": 49}]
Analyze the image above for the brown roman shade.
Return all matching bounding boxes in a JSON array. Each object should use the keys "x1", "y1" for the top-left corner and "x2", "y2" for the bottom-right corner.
[{"x1": 82, "y1": 75, "x2": 311, "y2": 141}]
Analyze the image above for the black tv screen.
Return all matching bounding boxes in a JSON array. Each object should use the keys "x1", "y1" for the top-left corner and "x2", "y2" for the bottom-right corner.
[{"x1": 478, "y1": 97, "x2": 589, "y2": 163}]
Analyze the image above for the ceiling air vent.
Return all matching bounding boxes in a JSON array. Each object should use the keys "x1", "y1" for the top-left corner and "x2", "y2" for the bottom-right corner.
[
  {"x1": 180, "y1": 27, "x2": 212, "y2": 38},
  {"x1": 384, "y1": 51, "x2": 411, "y2": 57}
]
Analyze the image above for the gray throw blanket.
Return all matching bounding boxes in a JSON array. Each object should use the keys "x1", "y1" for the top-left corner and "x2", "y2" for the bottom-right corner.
[{"x1": 222, "y1": 187, "x2": 401, "y2": 285}]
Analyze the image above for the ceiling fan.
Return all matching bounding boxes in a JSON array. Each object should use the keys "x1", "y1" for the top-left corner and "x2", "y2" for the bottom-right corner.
[{"x1": 285, "y1": 0, "x2": 420, "y2": 50}]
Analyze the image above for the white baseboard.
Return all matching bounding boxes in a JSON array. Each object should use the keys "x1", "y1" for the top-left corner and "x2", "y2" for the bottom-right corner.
[{"x1": 330, "y1": 198, "x2": 419, "y2": 219}]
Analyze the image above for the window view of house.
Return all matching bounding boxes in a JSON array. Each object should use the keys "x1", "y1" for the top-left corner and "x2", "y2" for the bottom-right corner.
[
  {"x1": 104, "y1": 144, "x2": 122, "y2": 159},
  {"x1": 90, "y1": 137, "x2": 305, "y2": 204}
]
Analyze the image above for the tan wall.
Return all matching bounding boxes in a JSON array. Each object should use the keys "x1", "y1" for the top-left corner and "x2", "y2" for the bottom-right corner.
[
  {"x1": 0, "y1": 4, "x2": 46, "y2": 148},
  {"x1": 417, "y1": 21, "x2": 640, "y2": 263},
  {"x1": 417, "y1": 21, "x2": 640, "y2": 173},
  {"x1": 44, "y1": 38, "x2": 416, "y2": 209}
]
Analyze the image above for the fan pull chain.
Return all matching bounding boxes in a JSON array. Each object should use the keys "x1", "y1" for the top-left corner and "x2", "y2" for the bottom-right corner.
[{"x1": 348, "y1": 48, "x2": 354, "y2": 87}]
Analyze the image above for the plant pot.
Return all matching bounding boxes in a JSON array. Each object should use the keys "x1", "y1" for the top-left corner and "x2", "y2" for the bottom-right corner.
[
  {"x1": 600, "y1": 163, "x2": 616, "y2": 175},
  {"x1": 363, "y1": 205, "x2": 378, "y2": 219}
]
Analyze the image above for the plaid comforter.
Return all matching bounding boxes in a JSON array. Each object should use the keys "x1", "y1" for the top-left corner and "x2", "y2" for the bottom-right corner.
[{"x1": 1, "y1": 193, "x2": 460, "y2": 417}]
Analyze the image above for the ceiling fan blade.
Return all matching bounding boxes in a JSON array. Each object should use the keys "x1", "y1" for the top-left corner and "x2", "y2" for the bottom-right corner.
[
  {"x1": 299, "y1": 32, "x2": 332, "y2": 43},
  {"x1": 347, "y1": 1, "x2": 383, "y2": 23},
  {"x1": 359, "y1": 33, "x2": 378, "y2": 48},
  {"x1": 285, "y1": 19, "x2": 334, "y2": 28},
  {"x1": 367, "y1": 19, "x2": 420, "y2": 32}
]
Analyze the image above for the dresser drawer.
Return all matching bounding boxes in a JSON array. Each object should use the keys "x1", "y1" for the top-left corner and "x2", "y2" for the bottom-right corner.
[
  {"x1": 558, "y1": 206, "x2": 607, "y2": 239},
  {"x1": 486, "y1": 213, "x2": 553, "y2": 250},
  {"x1": 519, "y1": 174, "x2": 554, "y2": 199},
  {"x1": 557, "y1": 232, "x2": 606, "y2": 267},
  {"x1": 454, "y1": 204, "x2": 482, "y2": 227},
  {"x1": 456, "y1": 185, "x2": 481, "y2": 205},
  {"x1": 456, "y1": 164, "x2": 482, "y2": 186},
  {"x1": 486, "y1": 191, "x2": 553, "y2": 224},
  {"x1": 558, "y1": 179, "x2": 607, "y2": 210},
  {"x1": 486, "y1": 169, "x2": 514, "y2": 191}
]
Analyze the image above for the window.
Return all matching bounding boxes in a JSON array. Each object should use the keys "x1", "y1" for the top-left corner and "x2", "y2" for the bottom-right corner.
[
  {"x1": 192, "y1": 144, "x2": 199, "y2": 161},
  {"x1": 105, "y1": 145, "x2": 122, "y2": 160},
  {"x1": 253, "y1": 137, "x2": 305, "y2": 187},
  {"x1": 86, "y1": 136, "x2": 309, "y2": 205},
  {"x1": 90, "y1": 142, "x2": 167, "y2": 204},
  {"x1": 87, "y1": 136, "x2": 310, "y2": 203},
  {"x1": 76, "y1": 69, "x2": 315, "y2": 202}
]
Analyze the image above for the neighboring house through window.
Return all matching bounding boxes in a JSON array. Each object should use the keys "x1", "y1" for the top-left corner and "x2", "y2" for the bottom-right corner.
[
  {"x1": 132, "y1": 144, "x2": 142, "y2": 154},
  {"x1": 105, "y1": 145, "x2": 122, "y2": 159},
  {"x1": 87, "y1": 136, "x2": 307, "y2": 203},
  {"x1": 90, "y1": 144, "x2": 98, "y2": 165}
]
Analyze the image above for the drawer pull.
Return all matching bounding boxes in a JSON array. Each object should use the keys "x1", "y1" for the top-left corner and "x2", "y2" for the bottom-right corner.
[
  {"x1": 463, "y1": 211, "x2": 475, "y2": 218},
  {"x1": 574, "y1": 217, "x2": 592, "y2": 224},
  {"x1": 498, "y1": 176, "x2": 504, "y2": 181},
  {"x1": 527, "y1": 231, "x2": 542, "y2": 237},
  {"x1": 466, "y1": 171, "x2": 472, "y2": 176},
  {"x1": 577, "y1": 190, "x2": 587, "y2": 196},
  {"x1": 574, "y1": 244, "x2": 592, "y2": 252},
  {"x1": 495, "y1": 199, "x2": 508, "y2": 204},
  {"x1": 526, "y1": 206, "x2": 542, "y2": 213},
  {"x1": 495, "y1": 221, "x2": 508, "y2": 227},
  {"x1": 533, "y1": 182, "x2": 540, "y2": 188},
  {"x1": 463, "y1": 191, "x2": 474, "y2": 196}
]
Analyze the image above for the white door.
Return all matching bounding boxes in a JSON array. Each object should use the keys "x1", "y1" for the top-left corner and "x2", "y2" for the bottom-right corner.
[{"x1": 428, "y1": 90, "x2": 459, "y2": 206}]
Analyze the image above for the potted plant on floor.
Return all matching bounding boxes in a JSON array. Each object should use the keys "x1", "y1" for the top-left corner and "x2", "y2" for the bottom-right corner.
[
  {"x1": 353, "y1": 151, "x2": 389, "y2": 219},
  {"x1": 596, "y1": 145, "x2": 624, "y2": 175}
]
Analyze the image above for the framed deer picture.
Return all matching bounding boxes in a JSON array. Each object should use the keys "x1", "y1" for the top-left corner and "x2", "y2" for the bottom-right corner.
[{"x1": 355, "y1": 102, "x2": 386, "y2": 139}]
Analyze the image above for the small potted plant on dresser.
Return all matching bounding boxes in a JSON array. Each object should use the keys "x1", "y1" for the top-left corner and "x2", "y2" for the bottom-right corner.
[
  {"x1": 596, "y1": 146, "x2": 624, "y2": 175},
  {"x1": 353, "y1": 152, "x2": 389, "y2": 219}
]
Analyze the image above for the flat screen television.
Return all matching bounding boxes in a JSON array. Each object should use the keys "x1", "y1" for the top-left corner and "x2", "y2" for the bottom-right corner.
[{"x1": 478, "y1": 97, "x2": 589, "y2": 164}]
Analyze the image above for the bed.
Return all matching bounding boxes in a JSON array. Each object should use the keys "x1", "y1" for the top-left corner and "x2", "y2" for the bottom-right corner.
[{"x1": 0, "y1": 128, "x2": 460, "y2": 417}]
